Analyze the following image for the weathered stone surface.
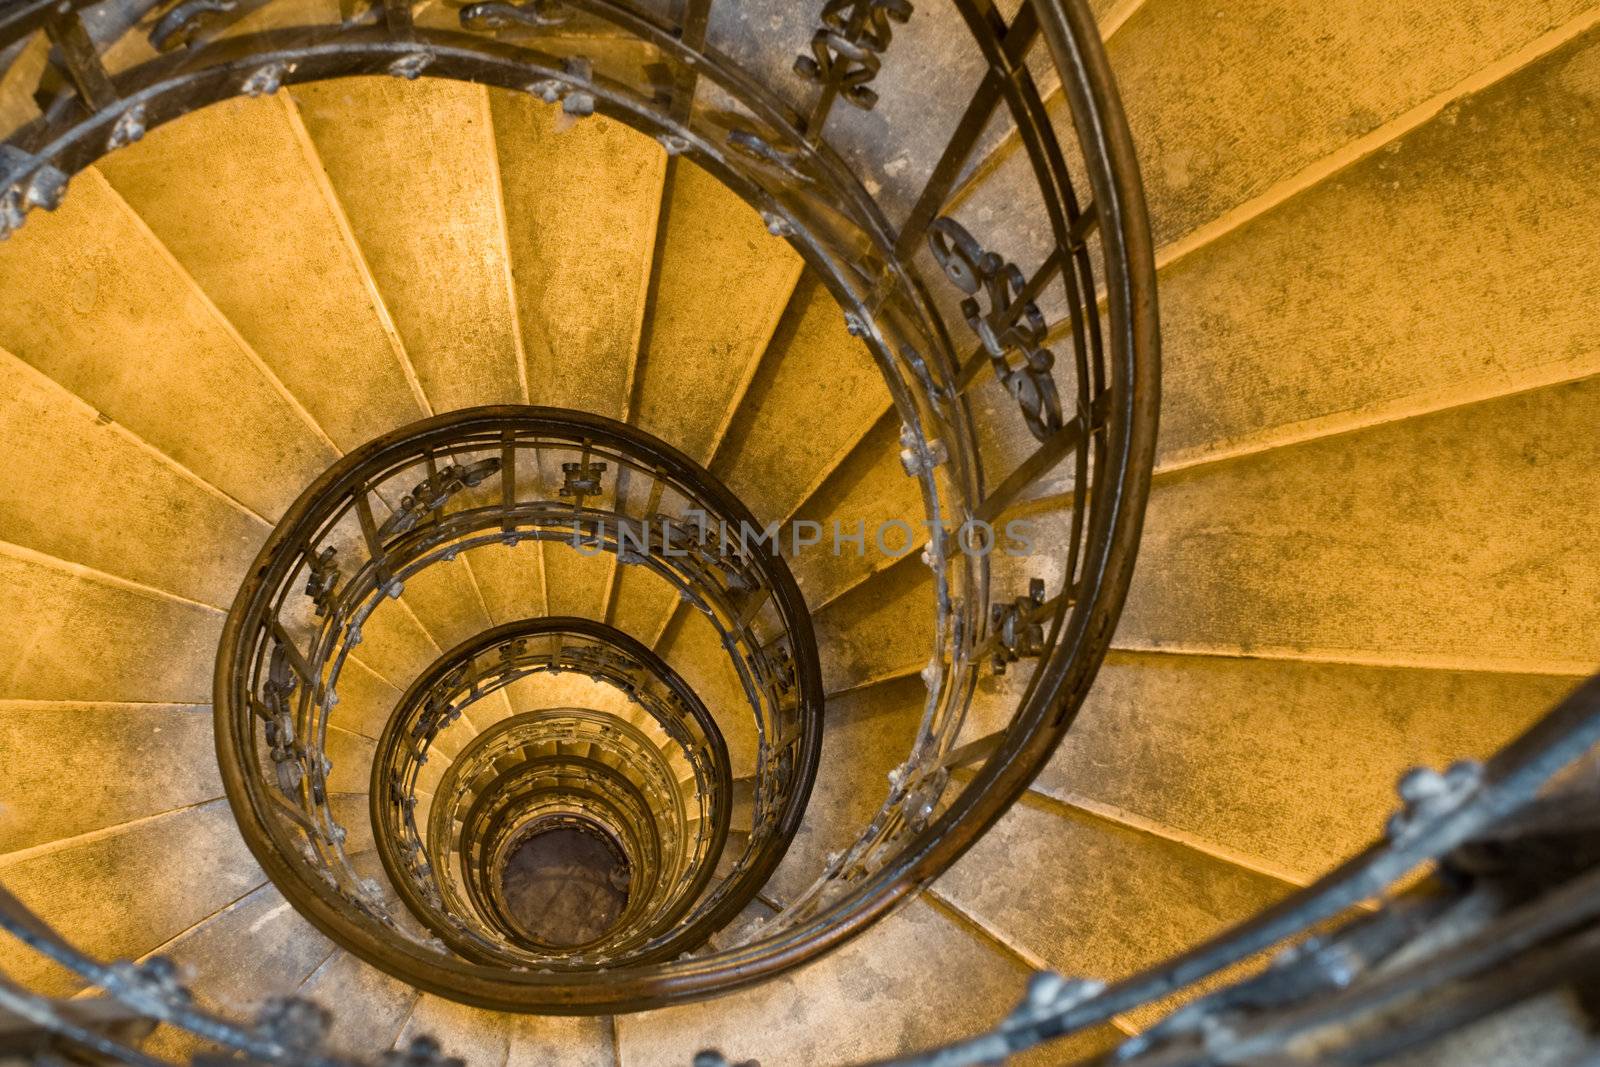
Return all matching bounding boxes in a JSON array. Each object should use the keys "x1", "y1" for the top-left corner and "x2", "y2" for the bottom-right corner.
[
  {"x1": 0, "y1": 801, "x2": 262, "y2": 996},
  {"x1": 140, "y1": 883, "x2": 334, "y2": 1062},
  {"x1": 812, "y1": 552, "x2": 934, "y2": 695},
  {"x1": 327, "y1": 656, "x2": 402, "y2": 742},
  {"x1": 97, "y1": 93, "x2": 428, "y2": 451},
  {"x1": 511, "y1": 1013, "x2": 615, "y2": 1065},
  {"x1": 325, "y1": 726, "x2": 378, "y2": 796},
  {"x1": 293, "y1": 77, "x2": 525, "y2": 412},
  {"x1": 764, "y1": 676, "x2": 923, "y2": 903},
  {"x1": 395, "y1": 994, "x2": 512, "y2": 1065},
  {"x1": 298, "y1": 951, "x2": 417, "y2": 1056},
  {"x1": 631, "y1": 162, "x2": 802, "y2": 465},
  {"x1": 1155, "y1": 27, "x2": 1600, "y2": 468},
  {"x1": 395, "y1": 559, "x2": 498, "y2": 660},
  {"x1": 490, "y1": 97, "x2": 664, "y2": 419},
  {"x1": 620, "y1": 898, "x2": 1107, "y2": 1066},
  {"x1": 657, "y1": 610, "x2": 758, "y2": 778},
  {"x1": 0, "y1": 553, "x2": 218, "y2": 703},
  {"x1": 1043, "y1": 652, "x2": 1575, "y2": 880},
  {"x1": 787, "y1": 413, "x2": 925, "y2": 608},
  {"x1": 1121, "y1": 375, "x2": 1600, "y2": 673},
  {"x1": 461, "y1": 541, "x2": 548, "y2": 627},
  {"x1": 1109, "y1": 0, "x2": 1595, "y2": 247},
  {"x1": 934, "y1": 796, "x2": 1291, "y2": 997},
  {"x1": 348, "y1": 598, "x2": 443, "y2": 693},
  {"x1": 0, "y1": 702, "x2": 220, "y2": 853},
  {"x1": 540, "y1": 539, "x2": 614, "y2": 624},
  {"x1": 0, "y1": 171, "x2": 336, "y2": 519},
  {"x1": 713, "y1": 276, "x2": 889, "y2": 524},
  {"x1": 0, "y1": 350, "x2": 266, "y2": 606}
]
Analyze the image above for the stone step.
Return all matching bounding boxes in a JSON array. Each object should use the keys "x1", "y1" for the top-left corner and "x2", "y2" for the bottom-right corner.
[
  {"x1": 489, "y1": 91, "x2": 664, "y2": 419},
  {"x1": 1153, "y1": 22, "x2": 1600, "y2": 472},
  {"x1": 0, "y1": 551, "x2": 218, "y2": 704},
  {"x1": 1037, "y1": 650, "x2": 1578, "y2": 882},
  {"x1": 291, "y1": 77, "x2": 525, "y2": 413},
  {"x1": 617, "y1": 896, "x2": 1118, "y2": 1066},
  {"x1": 763, "y1": 675, "x2": 924, "y2": 905},
  {"x1": 296, "y1": 951, "x2": 419, "y2": 1057},
  {"x1": 0, "y1": 347, "x2": 266, "y2": 608},
  {"x1": 138, "y1": 882, "x2": 333, "y2": 1062},
  {"x1": 1120, "y1": 374, "x2": 1600, "y2": 674},
  {"x1": 812, "y1": 552, "x2": 935, "y2": 696},
  {"x1": 0, "y1": 169, "x2": 336, "y2": 520},
  {"x1": 96, "y1": 91, "x2": 430, "y2": 452},
  {"x1": 787, "y1": 412, "x2": 925, "y2": 610},
  {"x1": 1107, "y1": 0, "x2": 1597, "y2": 250},
  {"x1": 0, "y1": 702, "x2": 219, "y2": 855},
  {"x1": 629, "y1": 161, "x2": 803, "y2": 467},
  {"x1": 932, "y1": 790, "x2": 1294, "y2": 1029},
  {"x1": 711, "y1": 275, "x2": 889, "y2": 526},
  {"x1": 0, "y1": 801, "x2": 262, "y2": 998}
]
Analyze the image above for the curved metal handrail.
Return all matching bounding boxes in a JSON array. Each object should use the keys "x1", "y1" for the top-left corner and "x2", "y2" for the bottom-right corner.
[
  {"x1": 2, "y1": 0, "x2": 1159, "y2": 1019},
  {"x1": 368, "y1": 618, "x2": 736, "y2": 965},
  {"x1": 216, "y1": 406, "x2": 825, "y2": 1007}
]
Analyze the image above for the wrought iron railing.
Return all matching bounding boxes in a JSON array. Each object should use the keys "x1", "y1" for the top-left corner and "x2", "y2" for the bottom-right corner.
[
  {"x1": 0, "y1": 0, "x2": 1161, "y2": 1036},
  {"x1": 6, "y1": 676, "x2": 1599, "y2": 1063},
  {"x1": 214, "y1": 406, "x2": 821, "y2": 1008},
  {"x1": 369, "y1": 618, "x2": 743, "y2": 966}
]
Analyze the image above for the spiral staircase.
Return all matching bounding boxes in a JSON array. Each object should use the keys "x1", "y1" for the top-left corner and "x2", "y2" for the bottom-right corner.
[{"x1": 1, "y1": 0, "x2": 1599, "y2": 1064}]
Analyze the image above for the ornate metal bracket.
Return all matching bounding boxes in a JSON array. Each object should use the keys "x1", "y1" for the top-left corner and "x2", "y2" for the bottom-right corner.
[
  {"x1": 304, "y1": 546, "x2": 340, "y2": 617},
  {"x1": 378, "y1": 458, "x2": 501, "y2": 539},
  {"x1": 559, "y1": 459, "x2": 607, "y2": 497},
  {"x1": 459, "y1": 0, "x2": 567, "y2": 32},
  {"x1": 990, "y1": 578, "x2": 1047, "y2": 675},
  {"x1": 929, "y1": 217, "x2": 1064, "y2": 442},
  {"x1": 794, "y1": 0, "x2": 914, "y2": 112}
]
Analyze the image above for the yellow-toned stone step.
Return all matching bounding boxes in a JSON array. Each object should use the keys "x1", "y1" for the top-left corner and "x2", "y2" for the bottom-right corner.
[
  {"x1": 298, "y1": 951, "x2": 418, "y2": 1056},
  {"x1": 812, "y1": 553, "x2": 935, "y2": 696},
  {"x1": 490, "y1": 93, "x2": 664, "y2": 418},
  {"x1": 462, "y1": 542, "x2": 547, "y2": 627},
  {"x1": 511, "y1": 1014, "x2": 615, "y2": 1065},
  {"x1": 395, "y1": 995, "x2": 512, "y2": 1064},
  {"x1": 0, "y1": 551, "x2": 218, "y2": 703},
  {"x1": 607, "y1": 560, "x2": 683, "y2": 651},
  {"x1": 325, "y1": 726, "x2": 379, "y2": 795},
  {"x1": 656, "y1": 610, "x2": 758, "y2": 778},
  {"x1": 1121, "y1": 375, "x2": 1600, "y2": 674},
  {"x1": 933, "y1": 793, "x2": 1292, "y2": 1025},
  {"x1": 0, "y1": 800, "x2": 262, "y2": 997},
  {"x1": 1039, "y1": 651, "x2": 1575, "y2": 882},
  {"x1": 630, "y1": 162, "x2": 803, "y2": 464},
  {"x1": 0, "y1": 170, "x2": 336, "y2": 519},
  {"x1": 139, "y1": 883, "x2": 333, "y2": 1062},
  {"x1": 787, "y1": 413, "x2": 924, "y2": 609},
  {"x1": 328, "y1": 656, "x2": 402, "y2": 742},
  {"x1": 96, "y1": 92, "x2": 430, "y2": 450},
  {"x1": 328, "y1": 794, "x2": 377, "y2": 856},
  {"x1": 711, "y1": 276, "x2": 889, "y2": 524},
  {"x1": 0, "y1": 348, "x2": 265, "y2": 606},
  {"x1": 291, "y1": 77, "x2": 524, "y2": 412},
  {"x1": 0, "y1": 702, "x2": 220, "y2": 854},
  {"x1": 396, "y1": 558, "x2": 498, "y2": 655},
  {"x1": 346, "y1": 597, "x2": 443, "y2": 694},
  {"x1": 1108, "y1": 0, "x2": 1596, "y2": 248},
  {"x1": 540, "y1": 537, "x2": 615, "y2": 623},
  {"x1": 1155, "y1": 25, "x2": 1600, "y2": 470},
  {"x1": 617, "y1": 897, "x2": 1112, "y2": 1066},
  {"x1": 764, "y1": 676, "x2": 922, "y2": 904}
]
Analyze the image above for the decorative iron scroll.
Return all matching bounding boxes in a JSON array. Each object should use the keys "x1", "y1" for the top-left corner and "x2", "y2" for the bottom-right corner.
[
  {"x1": 794, "y1": 0, "x2": 914, "y2": 111},
  {"x1": 929, "y1": 216, "x2": 1064, "y2": 442}
]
